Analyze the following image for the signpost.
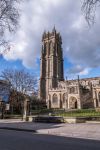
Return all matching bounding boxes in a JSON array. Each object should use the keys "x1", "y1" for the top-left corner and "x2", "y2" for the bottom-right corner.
[{"x1": 5, "y1": 103, "x2": 10, "y2": 111}]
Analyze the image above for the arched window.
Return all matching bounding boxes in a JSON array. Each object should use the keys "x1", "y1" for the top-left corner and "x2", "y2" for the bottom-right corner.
[
  {"x1": 70, "y1": 87, "x2": 75, "y2": 94},
  {"x1": 49, "y1": 42, "x2": 53, "y2": 55},
  {"x1": 52, "y1": 94, "x2": 58, "y2": 104},
  {"x1": 63, "y1": 93, "x2": 66, "y2": 103},
  {"x1": 44, "y1": 43, "x2": 48, "y2": 55},
  {"x1": 46, "y1": 42, "x2": 48, "y2": 50},
  {"x1": 59, "y1": 84, "x2": 62, "y2": 89}
]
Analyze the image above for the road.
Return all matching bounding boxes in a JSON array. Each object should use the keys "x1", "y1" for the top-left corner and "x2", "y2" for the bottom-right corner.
[
  {"x1": 0, "y1": 130, "x2": 100, "y2": 150},
  {"x1": 0, "y1": 122, "x2": 100, "y2": 140}
]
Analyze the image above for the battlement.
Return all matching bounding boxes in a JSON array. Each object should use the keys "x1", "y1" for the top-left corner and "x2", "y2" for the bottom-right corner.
[{"x1": 42, "y1": 27, "x2": 62, "y2": 42}]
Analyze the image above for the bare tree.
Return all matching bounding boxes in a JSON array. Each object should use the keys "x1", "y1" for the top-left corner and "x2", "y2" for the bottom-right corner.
[
  {"x1": 0, "y1": 0, "x2": 22, "y2": 54},
  {"x1": 1, "y1": 69, "x2": 37, "y2": 95},
  {"x1": 82, "y1": 0, "x2": 100, "y2": 25}
]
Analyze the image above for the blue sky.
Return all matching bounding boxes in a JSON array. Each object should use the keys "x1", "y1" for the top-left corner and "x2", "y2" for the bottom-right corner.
[
  {"x1": 1, "y1": 55, "x2": 100, "y2": 80},
  {"x1": 0, "y1": 55, "x2": 40, "y2": 77},
  {"x1": 0, "y1": 0, "x2": 100, "y2": 80}
]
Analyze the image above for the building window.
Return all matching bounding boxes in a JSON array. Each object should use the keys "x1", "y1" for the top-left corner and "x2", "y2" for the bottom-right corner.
[
  {"x1": 52, "y1": 94, "x2": 58, "y2": 104},
  {"x1": 59, "y1": 84, "x2": 62, "y2": 89},
  {"x1": 63, "y1": 93, "x2": 66, "y2": 103},
  {"x1": 69, "y1": 87, "x2": 75, "y2": 94},
  {"x1": 49, "y1": 42, "x2": 53, "y2": 55},
  {"x1": 44, "y1": 43, "x2": 48, "y2": 55}
]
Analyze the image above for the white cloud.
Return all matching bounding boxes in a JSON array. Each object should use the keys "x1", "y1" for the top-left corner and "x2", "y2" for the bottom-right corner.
[
  {"x1": 79, "y1": 68, "x2": 91, "y2": 76},
  {"x1": 66, "y1": 65, "x2": 90, "y2": 76},
  {"x1": 3, "y1": 0, "x2": 100, "y2": 75}
]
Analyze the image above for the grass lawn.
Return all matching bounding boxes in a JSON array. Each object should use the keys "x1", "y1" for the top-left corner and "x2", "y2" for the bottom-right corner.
[
  {"x1": 31, "y1": 108, "x2": 100, "y2": 117},
  {"x1": 52, "y1": 109, "x2": 100, "y2": 117}
]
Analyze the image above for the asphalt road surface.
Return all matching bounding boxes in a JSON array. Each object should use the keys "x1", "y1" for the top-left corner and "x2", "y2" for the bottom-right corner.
[{"x1": 0, "y1": 130, "x2": 100, "y2": 150}]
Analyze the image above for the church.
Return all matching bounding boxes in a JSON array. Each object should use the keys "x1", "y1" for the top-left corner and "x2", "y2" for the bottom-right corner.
[{"x1": 39, "y1": 27, "x2": 100, "y2": 109}]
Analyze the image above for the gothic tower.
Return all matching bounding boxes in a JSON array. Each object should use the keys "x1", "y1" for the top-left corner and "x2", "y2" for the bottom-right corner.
[{"x1": 39, "y1": 27, "x2": 64, "y2": 101}]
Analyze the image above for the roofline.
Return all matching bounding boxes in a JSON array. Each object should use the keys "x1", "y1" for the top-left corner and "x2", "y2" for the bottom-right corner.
[{"x1": 67, "y1": 76, "x2": 100, "y2": 82}]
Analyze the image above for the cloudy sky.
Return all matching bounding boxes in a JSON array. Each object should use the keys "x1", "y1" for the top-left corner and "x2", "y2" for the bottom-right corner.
[{"x1": 0, "y1": 0, "x2": 100, "y2": 79}]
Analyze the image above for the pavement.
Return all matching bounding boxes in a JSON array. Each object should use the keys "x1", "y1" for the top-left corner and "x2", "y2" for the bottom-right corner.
[
  {"x1": 0, "y1": 119, "x2": 24, "y2": 123},
  {"x1": 1, "y1": 130, "x2": 100, "y2": 150},
  {"x1": 0, "y1": 119, "x2": 100, "y2": 141}
]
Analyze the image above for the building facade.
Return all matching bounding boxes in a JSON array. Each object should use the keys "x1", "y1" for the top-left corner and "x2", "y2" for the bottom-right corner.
[{"x1": 39, "y1": 28, "x2": 100, "y2": 109}]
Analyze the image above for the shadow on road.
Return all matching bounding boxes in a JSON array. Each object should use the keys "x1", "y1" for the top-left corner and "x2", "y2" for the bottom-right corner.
[
  {"x1": 0, "y1": 129, "x2": 100, "y2": 150},
  {"x1": 0, "y1": 122, "x2": 63, "y2": 131}
]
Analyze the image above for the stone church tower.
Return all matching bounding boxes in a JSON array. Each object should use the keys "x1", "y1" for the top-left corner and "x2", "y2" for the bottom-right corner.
[
  {"x1": 39, "y1": 27, "x2": 64, "y2": 101},
  {"x1": 39, "y1": 28, "x2": 100, "y2": 110}
]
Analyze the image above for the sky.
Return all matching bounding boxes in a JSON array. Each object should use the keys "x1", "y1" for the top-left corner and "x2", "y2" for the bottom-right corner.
[{"x1": 0, "y1": 0, "x2": 100, "y2": 80}]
